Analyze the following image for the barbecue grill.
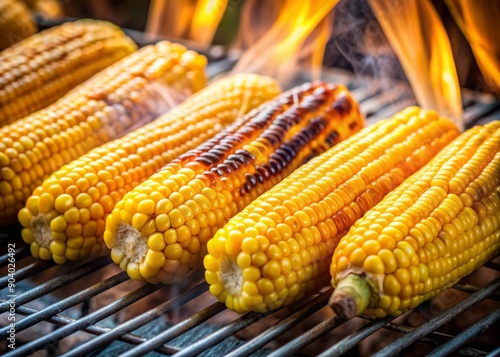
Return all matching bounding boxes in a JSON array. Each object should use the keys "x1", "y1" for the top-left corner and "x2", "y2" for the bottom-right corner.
[{"x1": 0, "y1": 51, "x2": 499, "y2": 356}]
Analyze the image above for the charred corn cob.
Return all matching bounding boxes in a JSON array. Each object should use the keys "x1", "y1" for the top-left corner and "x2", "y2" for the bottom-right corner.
[
  {"x1": 105, "y1": 83, "x2": 364, "y2": 284},
  {"x1": 329, "y1": 121, "x2": 500, "y2": 319},
  {"x1": 0, "y1": 0, "x2": 36, "y2": 51},
  {"x1": 0, "y1": 41, "x2": 207, "y2": 226},
  {"x1": 0, "y1": 19, "x2": 137, "y2": 126},
  {"x1": 204, "y1": 107, "x2": 460, "y2": 313},
  {"x1": 19, "y1": 74, "x2": 281, "y2": 263}
]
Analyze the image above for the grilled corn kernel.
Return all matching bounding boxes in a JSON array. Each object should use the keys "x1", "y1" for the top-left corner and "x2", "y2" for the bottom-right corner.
[{"x1": 330, "y1": 121, "x2": 500, "y2": 319}]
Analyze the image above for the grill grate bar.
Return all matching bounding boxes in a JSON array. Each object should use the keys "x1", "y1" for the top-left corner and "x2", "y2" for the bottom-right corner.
[
  {"x1": 226, "y1": 289, "x2": 332, "y2": 357},
  {"x1": 0, "y1": 259, "x2": 54, "y2": 289},
  {"x1": 317, "y1": 315, "x2": 395, "y2": 357},
  {"x1": 267, "y1": 314, "x2": 345, "y2": 357},
  {"x1": 0, "y1": 255, "x2": 110, "y2": 313},
  {"x1": 426, "y1": 309, "x2": 500, "y2": 357},
  {"x1": 170, "y1": 311, "x2": 273, "y2": 357},
  {"x1": 0, "y1": 272, "x2": 127, "y2": 337},
  {"x1": 121, "y1": 302, "x2": 226, "y2": 357},
  {"x1": 64, "y1": 282, "x2": 210, "y2": 357},
  {"x1": 5, "y1": 303, "x2": 181, "y2": 354},
  {"x1": 372, "y1": 278, "x2": 500, "y2": 357},
  {"x1": 3, "y1": 283, "x2": 163, "y2": 357}
]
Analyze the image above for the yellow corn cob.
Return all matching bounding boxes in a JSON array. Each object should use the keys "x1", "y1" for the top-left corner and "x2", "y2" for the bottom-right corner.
[
  {"x1": 0, "y1": 41, "x2": 207, "y2": 226},
  {"x1": 21, "y1": 0, "x2": 63, "y2": 19},
  {"x1": 0, "y1": 0, "x2": 37, "y2": 51},
  {"x1": 18, "y1": 74, "x2": 281, "y2": 263},
  {"x1": 204, "y1": 107, "x2": 460, "y2": 313},
  {"x1": 0, "y1": 19, "x2": 138, "y2": 126},
  {"x1": 329, "y1": 120, "x2": 500, "y2": 319},
  {"x1": 105, "y1": 83, "x2": 364, "y2": 284}
]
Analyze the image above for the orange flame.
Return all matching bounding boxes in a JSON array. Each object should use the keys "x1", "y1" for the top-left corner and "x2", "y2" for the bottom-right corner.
[
  {"x1": 147, "y1": 0, "x2": 228, "y2": 46},
  {"x1": 369, "y1": 0, "x2": 463, "y2": 129},
  {"x1": 445, "y1": 0, "x2": 500, "y2": 94},
  {"x1": 232, "y1": 0, "x2": 339, "y2": 85}
]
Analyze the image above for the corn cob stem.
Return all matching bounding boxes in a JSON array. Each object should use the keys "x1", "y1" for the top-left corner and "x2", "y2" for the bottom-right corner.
[
  {"x1": 329, "y1": 121, "x2": 500, "y2": 318},
  {"x1": 329, "y1": 274, "x2": 371, "y2": 320},
  {"x1": 1, "y1": 41, "x2": 207, "y2": 226},
  {"x1": 19, "y1": 74, "x2": 281, "y2": 262},
  {"x1": 105, "y1": 83, "x2": 364, "y2": 284}
]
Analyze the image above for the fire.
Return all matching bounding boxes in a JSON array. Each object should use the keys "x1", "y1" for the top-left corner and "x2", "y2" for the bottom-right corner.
[
  {"x1": 146, "y1": 0, "x2": 227, "y2": 47},
  {"x1": 231, "y1": 0, "x2": 339, "y2": 86},
  {"x1": 445, "y1": 0, "x2": 500, "y2": 94},
  {"x1": 368, "y1": 0, "x2": 463, "y2": 129}
]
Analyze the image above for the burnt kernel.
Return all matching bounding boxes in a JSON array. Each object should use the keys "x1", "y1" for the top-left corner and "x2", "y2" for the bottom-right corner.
[
  {"x1": 245, "y1": 173, "x2": 258, "y2": 187},
  {"x1": 177, "y1": 152, "x2": 199, "y2": 163},
  {"x1": 263, "y1": 133, "x2": 280, "y2": 147},
  {"x1": 269, "y1": 158, "x2": 282, "y2": 174},
  {"x1": 332, "y1": 95, "x2": 352, "y2": 115},
  {"x1": 349, "y1": 120, "x2": 360, "y2": 130},
  {"x1": 200, "y1": 152, "x2": 221, "y2": 164},
  {"x1": 226, "y1": 160, "x2": 240, "y2": 171},
  {"x1": 280, "y1": 144, "x2": 296, "y2": 159},
  {"x1": 254, "y1": 172, "x2": 264, "y2": 184},
  {"x1": 211, "y1": 167, "x2": 225, "y2": 176},
  {"x1": 326, "y1": 130, "x2": 340, "y2": 146},
  {"x1": 275, "y1": 148, "x2": 292, "y2": 164},
  {"x1": 235, "y1": 150, "x2": 255, "y2": 161},
  {"x1": 195, "y1": 156, "x2": 213, "y2": 166},
  {"x1": 310, "y1": 116, "x2": 327, "y2": 130},
  {"x1": 227, "y1": 154, "x2": 248, "y2": 164},
  {"x1": 217, "y1": 163, "x2": 233, "y2": 174},
  {"x1": 239, "y1": 186, "x2": 247, "y2": 196},
  {"x1": 256, "y1": 165, "x2": 271, "y2": 180},
  {"x1": 243, "y1": 181, "x2": 252, "y2": 193}
]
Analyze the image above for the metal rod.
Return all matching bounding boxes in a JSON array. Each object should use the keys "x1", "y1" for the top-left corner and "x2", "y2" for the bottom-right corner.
[
  {"x1": 0, "y1": 272, "x2": 128, "y2": 338},
  {"x1": 0, "y1": 256, "x2": 110, "y2": 313},
  {"x1": 317, "y1": 316, "x2": 394, "y2": 357},
  {"x1": 63, "y1": 282, "x2": 210, "y2": 357},
  {"x1": 485, "y1": 347, "x2": 500, "y2": 357},
  {"x1": 171, "y1": 311, "x2": 272, "y2": 357},
  {"x1": 0, "y1": 259, "x2": 54, "y2": 289},
  {"x1": 426, "y1": 310, "x2": 500, "y2": 357},
  {"x1": 3, "y1": 303, "x2": 181, "y2": 355},
  {"x1": 372, "y1": 278, "x2": 500, "y2": 357},
  {"x1": 121, "y1": 302, "x2": 226, "y2": 357},
  {"x1": 226, "y1": 289, "x2": 332, "y2": 357},
  {"x1": 3, "y1": 283, "x2": 163, "y2": 357},
  {"x1": 266, "y1": 315, "x2": 346, "y2": 357}
]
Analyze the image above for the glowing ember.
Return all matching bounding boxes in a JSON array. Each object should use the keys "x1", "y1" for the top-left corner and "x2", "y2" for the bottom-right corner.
[
  {"x1": 369, "y1": 0, "x2": 463, "y2": 129},
  {"x1": 445, "y1": 0, "x2": 500, "y2": 94},
  {"x1": 232, "y1": 0, "x2": 339, "y2": 85}
]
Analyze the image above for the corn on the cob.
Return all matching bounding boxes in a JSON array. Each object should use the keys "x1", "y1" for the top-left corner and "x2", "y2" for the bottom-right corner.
[
  {"x1": 18, "y1": 74, "x2": 281, "y2": 263},
  {"x1": 0, "y1": 19, "x2": 137, "y2": 126},
  {"x1": 329, "y1": 120, "x2": 500, "y2": 319},
  {"x1": 0, "y1": 41, "x2": 207, "y2": 226},
  {"x1": 0, "y1": 0, "x2": 37, "y2": 51},
  {"x1": 105, "y1": 83, "x2": 364, "y2": 284},
  {"x1": 204, "y1": 107, "x2": 460, "y2": 313},
  {"x1": 21, "y1": 0, "x2": 64, "y2": 19}
]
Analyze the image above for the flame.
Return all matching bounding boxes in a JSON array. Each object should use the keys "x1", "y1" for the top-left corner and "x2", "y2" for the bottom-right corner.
[
  {"x1": 368, "y1": 0, "x2": 463, "y2": 129},
  {"x1": 146, "y1": 0, "x2": 227, "y2": 46},
  {"x1": 445, "y1": 0, "x2": 500, "y2": 94},
  {"x1": 232, "y1": 0, "x2": 339, "y2": 85}
]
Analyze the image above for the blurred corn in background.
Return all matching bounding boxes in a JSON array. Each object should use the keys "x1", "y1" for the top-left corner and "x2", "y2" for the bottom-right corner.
[
  {"x1": 0, "y1": 20, "x2": 137, "y2": 126},
  {"x1": 0, "y1": 0, "x2": 37, "y2": 50},
  {"x1": 0, "y1": 41, "x2": 207, "y2": 226}
]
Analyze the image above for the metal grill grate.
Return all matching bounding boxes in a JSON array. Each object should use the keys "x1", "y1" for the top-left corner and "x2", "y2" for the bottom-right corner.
[{"x1": 1, "y1": 61, "x2": 499, "y2": 357}]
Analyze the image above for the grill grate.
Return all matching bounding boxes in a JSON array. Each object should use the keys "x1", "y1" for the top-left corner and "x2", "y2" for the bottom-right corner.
[{"x1": 1, "y1": 62, "x2": 499, "y2": 357}]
